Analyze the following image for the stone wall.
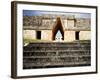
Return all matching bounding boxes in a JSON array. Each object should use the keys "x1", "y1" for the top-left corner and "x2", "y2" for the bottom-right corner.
[
  {"x1": 62, "y1": 20, "x2": 67, "y2": 29},
  {"x1": 41, "y1": 30, "x2": 52, "y2": 41},
  {"x1": 23, "y1": 29, "x2": 52, "y2": 41},
  {"x1": 76, "y1": 18, "x2": 90, "y2": 28},
  {"x1": 64, "y1": 31, "x2": 75, "y2": 42},
  {"x1": 23, "y1": 29, "x2": 90, "y2": 42},
  {"x1": 79, "y1": 31, "x2": 91, "y2": 40},
  {"x1": 24, "y1": 30, "x2": 36, "y2": 39},
  {"x1": 23, "y1": 15, "x2": 90, "y2": 30},
  {"x1": 67, "y1": 19, "x2": 75, "y2": 28},
  {"x1": 64, "y1": 30, "x2": 90, "y2": 42}
]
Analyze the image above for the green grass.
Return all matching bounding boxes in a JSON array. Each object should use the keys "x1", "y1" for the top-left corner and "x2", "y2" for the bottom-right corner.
[
  {"x1": 23, "y1": 38, "x2": 90, "y2": 44},
  {"x1": 23, "y1": 38, "x2": 49, "y2": 43}
]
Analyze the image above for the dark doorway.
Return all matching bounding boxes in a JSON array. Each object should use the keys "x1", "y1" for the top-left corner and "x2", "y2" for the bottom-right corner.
[
  {"x1": 75, "y1": 31, "x2": 79, "y2": 40},
  {"x1": 52, "y1": 17, "x2": 64, "y2": 40},
  {"x1": 36, "y1": 31, "x2": 41, "y2": 39}
]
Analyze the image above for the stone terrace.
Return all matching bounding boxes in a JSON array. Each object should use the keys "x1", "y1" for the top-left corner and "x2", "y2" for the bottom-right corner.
[{"x1": 23, "y1": 40, "x2": 91, "y2": 69}]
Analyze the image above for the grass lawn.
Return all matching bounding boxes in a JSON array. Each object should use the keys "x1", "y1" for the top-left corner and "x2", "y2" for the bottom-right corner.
[{"x1": 24, "y1": 38, "x2": 49, "y2": 43}]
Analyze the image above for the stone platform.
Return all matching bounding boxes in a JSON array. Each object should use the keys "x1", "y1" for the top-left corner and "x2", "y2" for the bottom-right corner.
[{"x1": 23, "y1": 40, "x2": 91, "y2": 69}]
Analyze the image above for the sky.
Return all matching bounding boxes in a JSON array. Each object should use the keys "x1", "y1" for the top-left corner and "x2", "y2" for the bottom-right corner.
[
  {"x1": 23, "y1": 10, "x2": 91, "y2": 19},
  {"x1": 55, "y1": 30, "x2": 62, "y2": 39}
]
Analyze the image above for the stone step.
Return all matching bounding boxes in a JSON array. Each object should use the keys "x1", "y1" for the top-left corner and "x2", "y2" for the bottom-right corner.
[
  {"x1": 23, "y1": 61, "x2": 90, "y2": 66},
  {"x1": 23, "y1": 61, "x2": 90, "y2": 69},
  {"x1": 23, "y1": 55, "x2": 90, "y2": 59},
  {"x1": 23, "y1": 50, "x2": 90, "y2": 56},
  {"x1": 23, "y1": 40, "x2": 91, "y2": 69},
  {"x1": 24, "y1": 49, "x2": 90, "y2": 52},
  {"x1": 24, "y1": 42, "x2": 90, "y2": 48},
  {"x1": 23, "y1": 56, "x2": 90, "y2": 63},
  {"x1": 24, "y1": 46, "x2": 90, "y2": 51},
  {"x1": 24, "y1": 45, "x2": 90, "y2": 48}
]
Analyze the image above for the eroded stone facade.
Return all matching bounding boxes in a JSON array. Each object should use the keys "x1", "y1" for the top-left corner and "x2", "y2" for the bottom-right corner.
[{"x1": 23, "y1": 14, "x2": 91, "y2": 42}]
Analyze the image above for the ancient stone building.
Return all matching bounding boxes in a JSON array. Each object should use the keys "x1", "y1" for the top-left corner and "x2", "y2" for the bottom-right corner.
[
  {"x1": 23, "y1": 14, "x2": 90, "y2": 42},
  {"x1": 23, "y1": 14, "x2": 91, "y2": 69}
]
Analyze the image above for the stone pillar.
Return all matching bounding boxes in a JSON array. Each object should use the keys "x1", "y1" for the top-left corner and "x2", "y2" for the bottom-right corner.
[
  {"x1": 41, "y1": 30, "x2": 52, "y2": 41},
  {"x1": 64, "y1": 31, "x2": 75, "y2": 42},
  {"x1": 79, "y1": 31, "x2": 91, "y2": 40}
]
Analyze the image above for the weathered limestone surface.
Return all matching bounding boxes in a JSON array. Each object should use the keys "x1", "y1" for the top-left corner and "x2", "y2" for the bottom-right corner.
[
  {"x1": 64, "y1": 31, "x2": 75, "y2": 42},
  {"x1": 67, "y1": 20, "x2": 75, "y2": 28},
  {"x1": 80, "y1": 31, "x2": 91, "y2": 40},
  {"x1": 23, "y1": 40, "x2": 91, "y2": 69},
  {"x1": 23, "y1": 14, "x2": 91, "y2": 42},
  {"x1": 23, "y1": 15, "x2": 90, "y2": 30},
  {"x1": 41, "y1": 30, "x2": 52, "y2": 41},
  {"x1": 24, "y1": 30, "x2": 36, "y2": 39}
]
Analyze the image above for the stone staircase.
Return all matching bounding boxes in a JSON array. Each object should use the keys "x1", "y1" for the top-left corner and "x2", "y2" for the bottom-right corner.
[{"x1": 23, "y1": 40, "x2": 91, "y2": 69}]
